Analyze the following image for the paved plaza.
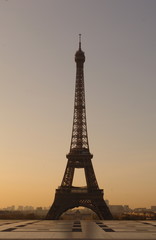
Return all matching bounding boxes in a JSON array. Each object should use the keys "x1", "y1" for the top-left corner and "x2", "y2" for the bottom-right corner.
[{"x1": 0, "y1": 220, "x2": 156, "y2": 240}]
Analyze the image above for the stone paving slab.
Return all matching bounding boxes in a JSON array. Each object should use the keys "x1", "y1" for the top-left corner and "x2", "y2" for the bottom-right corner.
[{"x1": 0, "y1": 220, "x2": 156, "y2": 239}]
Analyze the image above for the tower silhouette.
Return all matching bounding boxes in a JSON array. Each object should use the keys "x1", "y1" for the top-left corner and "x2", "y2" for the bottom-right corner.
[{"x1": 46, "y1": 35, "x2": 113, "y2": 220}]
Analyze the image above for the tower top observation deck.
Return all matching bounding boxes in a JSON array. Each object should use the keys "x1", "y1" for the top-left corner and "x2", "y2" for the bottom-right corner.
[{"x1": 75, "y1": 34, "x2": 85, "y2": 63}]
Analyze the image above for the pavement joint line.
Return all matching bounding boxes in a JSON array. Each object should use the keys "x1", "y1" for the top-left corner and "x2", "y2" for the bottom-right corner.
[
  {"x1": 95, "y1": 222, "x2": 115, "y2": 232},
  {"x1": 72, "y1": 220, "x2": 82, "y2": 232},
  {"x1": 0, "y1": 221, "x2": 21, "y2": 226},
  {"x1": 1, "y1": 228, "x2": 16, "y2": 232}
]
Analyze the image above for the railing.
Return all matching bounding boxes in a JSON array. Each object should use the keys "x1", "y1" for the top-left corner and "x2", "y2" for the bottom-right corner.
[
  {"x1": 56, "y1": 187, "x2": 103, "y2": 194},
  {"x1": 71, "y1": 188, "x2": 88, "y2": 193}
]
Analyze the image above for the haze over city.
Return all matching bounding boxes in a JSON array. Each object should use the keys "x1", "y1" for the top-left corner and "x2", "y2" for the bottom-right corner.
[{"x1": 0, "y1": 0, "x2": 156, "y2": 210}]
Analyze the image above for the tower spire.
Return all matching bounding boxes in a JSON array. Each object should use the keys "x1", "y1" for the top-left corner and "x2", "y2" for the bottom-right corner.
[{"x1": 79, "y1": 33, "x2": 81, "y2": 50}]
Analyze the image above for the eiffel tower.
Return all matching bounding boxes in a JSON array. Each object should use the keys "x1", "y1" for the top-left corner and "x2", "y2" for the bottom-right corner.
[{"x1": 46, "y1": 35, "x2": 113, "y2": 220}]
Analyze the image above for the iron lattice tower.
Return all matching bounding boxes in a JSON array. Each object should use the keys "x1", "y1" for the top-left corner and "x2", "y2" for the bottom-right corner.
[{"x1": 46, "y1": 35, "x2": 113, "y2": 220}]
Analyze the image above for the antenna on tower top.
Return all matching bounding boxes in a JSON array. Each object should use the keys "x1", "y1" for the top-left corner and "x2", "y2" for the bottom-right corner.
[{"x1": 79, "y1": 34, "x2": 81, "y2": 50}]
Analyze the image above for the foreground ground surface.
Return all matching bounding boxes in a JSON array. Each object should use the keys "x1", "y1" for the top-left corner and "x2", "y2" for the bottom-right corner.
[{"x1": 0, "y1": 220, "x2": 156, "y2": 240}]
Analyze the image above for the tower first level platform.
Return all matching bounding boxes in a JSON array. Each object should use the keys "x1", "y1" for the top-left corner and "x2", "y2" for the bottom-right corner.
[{"x1": 46, "y1": 187, "x2": 112, "y2": 220}]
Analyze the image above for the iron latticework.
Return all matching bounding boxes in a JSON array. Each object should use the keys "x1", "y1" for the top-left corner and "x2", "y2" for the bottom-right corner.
[
  {"x1": 46, "y1": 35, "x2": 113, "y2": 220},
  {"x1": 70, "y1": 36, "x2": 88, "y2": 151}
]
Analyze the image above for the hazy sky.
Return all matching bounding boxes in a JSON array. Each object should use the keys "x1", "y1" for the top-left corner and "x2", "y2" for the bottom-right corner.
[{"x1": 0, "y1": 0, "x2": 156, "y2": 209}]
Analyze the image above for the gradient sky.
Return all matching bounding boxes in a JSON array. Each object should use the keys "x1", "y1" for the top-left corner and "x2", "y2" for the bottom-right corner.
[{"x1": 0, "y1": 0, "x2": 156, "y2": 209}]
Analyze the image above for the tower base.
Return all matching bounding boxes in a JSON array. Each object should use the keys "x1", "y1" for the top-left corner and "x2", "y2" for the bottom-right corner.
[{"x1": 46, "y1": 187, "x2": 113, "y2": 220}]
